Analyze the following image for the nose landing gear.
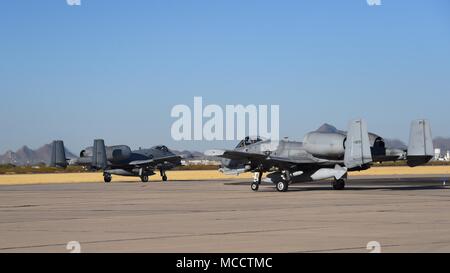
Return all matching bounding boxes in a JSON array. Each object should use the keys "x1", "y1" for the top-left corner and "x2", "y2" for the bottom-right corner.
[{"x1": 251, "y1": 172, "x2": 263, "y2": 191}]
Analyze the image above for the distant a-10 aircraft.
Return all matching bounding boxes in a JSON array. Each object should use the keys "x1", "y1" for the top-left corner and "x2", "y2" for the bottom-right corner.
[
  {"x1": 206, "y1": 120, "x2": 434, "y2": 192},
  {"x1": 50, "y1": 140, "x2": 182, "y2": 183}
]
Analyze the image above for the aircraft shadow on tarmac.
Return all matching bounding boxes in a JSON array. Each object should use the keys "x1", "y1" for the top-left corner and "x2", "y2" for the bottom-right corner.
[
  {"x1": 275, "y1": 185, "x2": 449, "y2": 192},
  {"x1": 226, "y1": 177, "x2": 450, "y2": 192}
]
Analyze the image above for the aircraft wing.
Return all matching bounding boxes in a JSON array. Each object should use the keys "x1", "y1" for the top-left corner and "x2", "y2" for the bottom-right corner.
[
  {"x1": 129, "y1": 155, "x2": 181, "y2": 167},
  {"x1": 208, "y1": 150, "x2": 269, "y2": 161},
  {"x1": 266, "y1": 155, "x2": 330, "y2": 165},
  {"x1": 206, "y1": 150, "x2": 329, "y2": 166}
]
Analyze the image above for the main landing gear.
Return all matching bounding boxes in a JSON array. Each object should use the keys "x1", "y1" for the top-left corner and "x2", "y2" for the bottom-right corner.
[
  {"x1": 251, "y1": 172, "x2": 263, "y2": 192},
  {"x1": 160, "y1": 170, "x2": 168, "y2": 182},
  {"x1": 332, "y1": 175, "x2": 347, "y2": 190},
  {"x1": 103, "y1": 172, "x2": 112, "y2": 183},
  {"x1": 252, "y1": 170, "x2": 291, "y2": 192},
  {"x1": 139, "y1": 170, "x2": 167, "y2": 183},
  {"x1": 141, "y1": 175, "x2": 149, "y2": 183},
  {"x1": 276, "y1": 170, "x2": 291, "y2": 192}
]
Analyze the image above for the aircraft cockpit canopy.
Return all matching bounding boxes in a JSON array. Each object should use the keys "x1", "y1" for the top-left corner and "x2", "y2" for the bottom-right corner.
[
  {"x1": 235, "y1": 136, "x2": 264, "y2": 148},
  {"x1": 154, "y1": 145, "x2": 169, "y2": 152}
]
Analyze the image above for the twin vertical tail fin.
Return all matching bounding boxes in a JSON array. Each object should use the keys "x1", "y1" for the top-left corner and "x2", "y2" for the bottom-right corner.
[
  {"x1": 407, "y1": 119, "x2": 434, "y2": 167},
  {"x1": 92, "y1": 139, "x2": 108, "y2": 170},
  {"x1": 344, "y1": 119, "x2": 373, "y2": 169},
  {"x1": 50, "y1": 140, "x2": 68, "y2": 168}
]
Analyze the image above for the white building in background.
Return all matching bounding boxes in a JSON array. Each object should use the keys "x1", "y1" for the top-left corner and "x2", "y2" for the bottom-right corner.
[
  {"x1": 181, "y1": 159, "x2": 221, "y2": 166},
  {"x1": 433, "y1": 149, "x2": 450, "y2": 162},
  {"x1": 434, "y1": 148, "x2": 441, "y2": 160}
]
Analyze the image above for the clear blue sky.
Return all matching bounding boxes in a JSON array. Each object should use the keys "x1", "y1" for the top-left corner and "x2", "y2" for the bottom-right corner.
[{"x1": 0, "y1": 0, "x2": 449, "y2": 153}]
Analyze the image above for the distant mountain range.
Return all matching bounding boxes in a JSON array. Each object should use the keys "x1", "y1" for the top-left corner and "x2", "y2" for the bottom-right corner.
[
  {"x1": 0, "y1": 144, "x2": 77, "y2": 166},
  {"x1": 315, "y1": 124, "x2": 449, "y2": 152},
  {"x1": 2, "y1": 131, "x2": 450, "y2": 166},
  {"x1": 316, "y1": 124, "x2": 407, "y2": 149},
  {"x1": 0, "y1": 144, "x2": 207, "y2": 166},
  {"x1": 316, "y1": 123, "x2": 346, "y2": 134}
]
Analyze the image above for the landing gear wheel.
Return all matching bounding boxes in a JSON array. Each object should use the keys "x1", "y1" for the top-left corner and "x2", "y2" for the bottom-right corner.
[
  {"x1": 277, "y1": 170, "x2": 291, "y2": 192},
  {"x1": 141, "y1": 175, "x2": 149, "y2": 183},
  {"x1": 276, "y1": 181, "x2": 289, "y2": 192},
  {"x1": 103, "y1": 173, "x2": 112, "y2": 183},
  {"x1": 332, "y1": 179, "x2": 346, "y2": 190},
  {"x1": 251, "y1": 171, "x2": 263, "y2": 192},
  {"x1": 160, "y1": 170, "x2": 168, "y2": 182}
]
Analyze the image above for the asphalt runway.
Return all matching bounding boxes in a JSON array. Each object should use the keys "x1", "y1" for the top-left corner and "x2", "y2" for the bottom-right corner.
[{"x1": 0, "y1": 175, "x2": 450, "y2": 253}]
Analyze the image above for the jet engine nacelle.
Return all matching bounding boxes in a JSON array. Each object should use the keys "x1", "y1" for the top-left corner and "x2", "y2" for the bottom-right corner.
[
  {"x1": 106, "y1": 145, "x2": 132, "y2": 163},
  {"x1": 80, "y1": 147, "x2": 93, "y2": 158},
  {"x1": 80, "y1": 145, "x2": 132, "y2": 163},
  {"x1": 303, "y1": 131, "x2": 387, "y2": 160},
  {"x1": 303, "y1": 132, "x2": 346, "y2": 159}
]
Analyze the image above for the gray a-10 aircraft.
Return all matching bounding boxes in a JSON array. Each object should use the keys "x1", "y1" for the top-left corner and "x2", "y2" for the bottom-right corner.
[
  {"x1": 205, "y1": 119, "x2": 433, "y2": 192},
  {"x1": 50, "y1": 139, "x2": 182, "y2": 183}
]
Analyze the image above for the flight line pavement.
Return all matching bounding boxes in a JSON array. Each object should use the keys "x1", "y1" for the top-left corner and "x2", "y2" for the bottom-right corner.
[{"x1": 0, "y1": 175, "x2": 449, "y2": 253}]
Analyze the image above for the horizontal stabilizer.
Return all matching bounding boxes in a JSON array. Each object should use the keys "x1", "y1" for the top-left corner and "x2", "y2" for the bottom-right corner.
[
  {"x1": 344, "y1": 119, "x2": 373, "y2": 169},
  {"x1": 407, "y1": 119, "x2": 433, "y2": 167}
]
